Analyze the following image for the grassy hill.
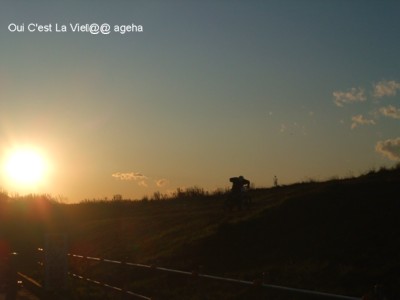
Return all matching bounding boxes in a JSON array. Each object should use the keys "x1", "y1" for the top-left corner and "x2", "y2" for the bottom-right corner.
[{"x1": 2, "y1": 166, "x2": 400, "y2": 299}]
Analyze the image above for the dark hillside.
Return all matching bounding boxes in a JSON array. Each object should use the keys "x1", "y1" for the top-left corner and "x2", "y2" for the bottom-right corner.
[
  {"x1": 171, "y1": 169, "x2": 400, "y2": 296},
  {"x1": 1, "y1": 167, "x2": 400, "y2": 298},
  {"x1": 63, "y1": 168, "x2": 400, "y2": 298}
]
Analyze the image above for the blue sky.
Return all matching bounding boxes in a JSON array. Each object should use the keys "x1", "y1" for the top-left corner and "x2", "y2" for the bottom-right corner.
[{"x1": 1, "y1": 1, "x2": 399, "y2": 202}]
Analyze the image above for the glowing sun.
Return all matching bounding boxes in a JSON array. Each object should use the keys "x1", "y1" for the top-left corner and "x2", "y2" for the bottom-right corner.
[{"x1": 4, "y1": 149, "x2": 47, "y2": 185}]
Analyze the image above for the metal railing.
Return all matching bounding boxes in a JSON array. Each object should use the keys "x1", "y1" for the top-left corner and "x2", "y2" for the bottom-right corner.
[
  {"x1": 9, "y1": 248, "x2": 365, "y2": 299},
  {"x1": 69, "y1": 253, "x2": 362, "y2": 300},
  {"x1": 69, "y1": 272, "x2": 151, "y2": 300}
]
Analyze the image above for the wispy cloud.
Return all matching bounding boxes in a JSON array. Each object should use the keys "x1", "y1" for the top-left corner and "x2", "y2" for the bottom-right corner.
[
  {"x1": 112, "y1": 172, "x2": 171, "y2": 189},
  {"x1": 373, "y1": 80, "x2": 400, "y2": 98},
  {"x1": 350, "y1": 114, "x2": 376, "y2": 129},
  {"x1": 379, "y1": 105, "x2": 400, "y2": 119},
  {"x1": 375, "y1": 138, "x2": 400, "y2": 161},
  {"x1": 333, "y1": 87, "x2": 366, "y2": 107},
  {"x1": 138, "y1": 180, "x2": 148, "y2": 188},
  {"x1": 112, "y1": 172, "x2": 148, "y2": 181},
  {"x1": 112, "y1": 172, "x2": 149, "y2": 187},
  {"x1": 156, "y1": 178, "x2": 169, "y2": 187}
]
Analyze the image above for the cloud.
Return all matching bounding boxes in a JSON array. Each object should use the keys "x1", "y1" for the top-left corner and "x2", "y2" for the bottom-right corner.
[
  {"x1": 112, "y1": 172, "x2": 148, "y2": 181},
  {"x1": 111, "y1": 172, "x2": 170, "y2": 189},
  {"x1": 138, "y1": 180, "x2": 148, "y2": 188},
  {"x1": 373, "y1": 80, "x2": 400, "y2": 98},
  {"x1": 333, "y1": 87, "x2": 366, "y2": 107},
  {"x1": 156, "y1": 178, "x2": 169, "y2": 187},
  {"x1": 375, "y1": 138, "x2": 400, "y2": 161},
  {"x1": 379, "y1": 105, "x2": 400, "y2": 119},
  {"x1": 350, "y1": 114, "x2": 376, "y2": 129}
]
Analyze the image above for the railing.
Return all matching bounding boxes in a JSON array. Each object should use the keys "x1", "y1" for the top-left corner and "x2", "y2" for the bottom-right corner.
[
  {"x1": 68, "y1": 253, "x2": 361, "y2": 300},
  {"x1": 69, "y1": 272, "x2": 151, "y2": 300},
  {"x1": 16, "y1": 272, "x2": 42, "y2": 297},
  {"x1": 12, "y1": 249, "x2": 364, "y2": 300}
]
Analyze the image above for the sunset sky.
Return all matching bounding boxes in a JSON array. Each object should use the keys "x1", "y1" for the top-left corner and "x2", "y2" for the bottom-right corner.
[{"x1": 1, "y1": 1, "x2": 400, "y2": 202}]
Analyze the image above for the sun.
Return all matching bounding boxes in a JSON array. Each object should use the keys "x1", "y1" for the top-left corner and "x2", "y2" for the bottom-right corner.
[{"x1": 4, "y1": 149, "x2": 47, "y2": 186}]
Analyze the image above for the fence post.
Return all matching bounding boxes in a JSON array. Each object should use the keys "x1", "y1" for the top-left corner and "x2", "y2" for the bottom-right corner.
[
  {"x1": 43, "y1": 234, "x2": 69, "y2": 299},
  {"x1": 5, "y1": 252, "x2": 18, "y2": 300},
  {"x1": 120, "y1": 260, "x2": 127, "y2": 300}
]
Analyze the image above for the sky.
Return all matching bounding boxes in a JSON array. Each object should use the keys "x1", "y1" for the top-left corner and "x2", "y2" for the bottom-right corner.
[{"x1": 1, "y1": 0, "x2": 400, "y2": 202}]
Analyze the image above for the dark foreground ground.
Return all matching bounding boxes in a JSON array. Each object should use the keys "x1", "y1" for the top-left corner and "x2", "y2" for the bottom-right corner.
[{"x1": 1, "y1": 166, "x2": 400, "y2": 299}]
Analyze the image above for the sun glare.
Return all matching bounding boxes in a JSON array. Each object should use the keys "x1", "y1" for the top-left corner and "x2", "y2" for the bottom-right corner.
[{"x1": 4, "y1": 149, "x2": 47, "y2": 186}]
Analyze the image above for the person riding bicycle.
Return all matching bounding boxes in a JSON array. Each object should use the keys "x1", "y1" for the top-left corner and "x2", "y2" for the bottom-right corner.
[
  {"x1": 229, "y1": 176, "x2": 250, "y2": 209},
  {"x1": 230, "y1": 176, "x2": 250, "y2": 193}
]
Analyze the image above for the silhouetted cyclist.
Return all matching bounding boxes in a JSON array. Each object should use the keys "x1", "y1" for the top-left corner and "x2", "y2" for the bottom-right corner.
[{"x1": 227, "y1": 176, "x2": 250, "y2": 210}]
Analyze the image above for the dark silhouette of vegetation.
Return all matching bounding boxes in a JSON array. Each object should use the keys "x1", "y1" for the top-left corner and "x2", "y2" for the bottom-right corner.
[{"x1": 1, "y1": 165, "x2": 400, "y2": 299}]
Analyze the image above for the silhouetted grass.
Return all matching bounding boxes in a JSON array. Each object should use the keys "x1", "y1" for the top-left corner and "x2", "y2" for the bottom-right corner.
[{"x1": 1, "y1": 165, "x2": 400, "y2": 298}]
